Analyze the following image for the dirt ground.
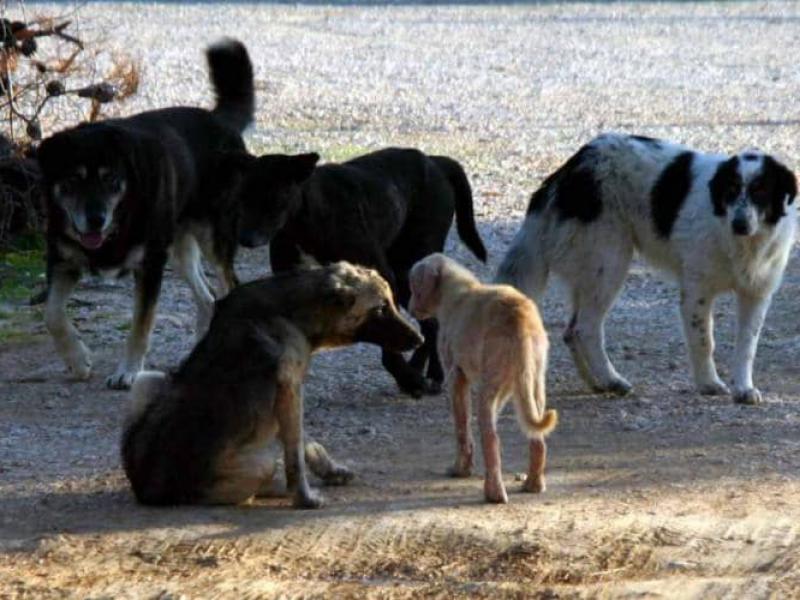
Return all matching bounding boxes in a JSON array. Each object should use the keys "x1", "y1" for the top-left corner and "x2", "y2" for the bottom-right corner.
[{"x1": 2, "y1": 2, "x2": 800, "y2": 599}]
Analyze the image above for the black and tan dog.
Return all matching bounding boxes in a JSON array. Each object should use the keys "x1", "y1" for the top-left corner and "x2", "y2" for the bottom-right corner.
[
  {"x1": 122, "y1": 261, "x2": 423, "y2": 507},
  {"x1": 227, "y1": 147, "x2": 488, "y2": 397},
  {"x1": 37, "y1": 39, "x2": 254, "y2": 389}
]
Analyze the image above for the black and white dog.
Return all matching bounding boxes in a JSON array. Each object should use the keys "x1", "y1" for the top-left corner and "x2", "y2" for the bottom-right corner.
[
  {"x1": 37, "y1": 39, "x2": 254, "y2": 389},
  {"x1": 497, "y1": 133, "x2": 797, "y2": 404}
]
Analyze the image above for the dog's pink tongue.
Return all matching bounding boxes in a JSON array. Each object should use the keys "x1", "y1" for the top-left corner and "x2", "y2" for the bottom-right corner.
[{"x1": 80, "y1": 232, "x2": 104, "y2": 250}]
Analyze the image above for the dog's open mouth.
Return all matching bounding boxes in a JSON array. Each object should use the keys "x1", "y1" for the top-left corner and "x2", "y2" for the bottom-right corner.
[{"x1": 79, "y1": 232, "x2": 105, "y2": 250}]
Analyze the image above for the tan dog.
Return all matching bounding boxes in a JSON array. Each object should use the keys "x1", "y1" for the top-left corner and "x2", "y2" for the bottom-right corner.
[{"x1": 409, "y1": 253, "x2": 557, "y2": 503}]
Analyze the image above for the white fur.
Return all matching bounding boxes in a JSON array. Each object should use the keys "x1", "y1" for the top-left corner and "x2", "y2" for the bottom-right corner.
[{"x1": 497, "y1": 133, "x2": 797, "y2": 403}]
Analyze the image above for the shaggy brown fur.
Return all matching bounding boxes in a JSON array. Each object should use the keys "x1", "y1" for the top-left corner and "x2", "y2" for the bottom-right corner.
[
  {"x1": 409, "y1": 253, "x2": 557, "y2": 503},
  {"x1": 122, "y1": 261, "x2": 423, "y2": 507}
]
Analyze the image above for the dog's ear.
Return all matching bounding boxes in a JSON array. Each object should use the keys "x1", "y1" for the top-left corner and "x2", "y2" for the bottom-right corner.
[
  {"x1": 321, "y1": 279, "x2": 357, "y2": 310},
  {"x1": 412, "y1": 257, "x2": 443, "y2": 305},
  {"x1": 708, "y1": 157, "x2": 740, "y2": 217},
  {"x1": 768, "y1": 157, "x2": 797, "y2": 206}
]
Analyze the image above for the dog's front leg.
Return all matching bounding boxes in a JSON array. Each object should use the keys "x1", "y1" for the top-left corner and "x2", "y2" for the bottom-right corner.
[
  {"x1": 732, "y1": 292, "x2": 770, "y2": 405},
  {"x1": 679, "y1": 286, "x2": 728, "y2": 395},
  {"x1": 45, "y1": 264, "x2": 91, "y2": 380},
  {"x1": 276, "y1": 383, "x2": 323, "y2": 509},
  {"x1": 107, "y1": 253, "x2": 166, "y2": 390}
]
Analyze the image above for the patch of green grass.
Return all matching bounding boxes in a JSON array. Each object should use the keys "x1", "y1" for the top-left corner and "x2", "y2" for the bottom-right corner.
[{"x1": 0, "y1": 234, "x2": 46, "y2": 304}]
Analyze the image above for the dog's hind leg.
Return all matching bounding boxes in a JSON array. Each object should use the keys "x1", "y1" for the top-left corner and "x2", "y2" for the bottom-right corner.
[
  {"x1": 205, "y1": 442, "x2": 274, "y2": 505},
  {"x1": 476, "y1": 381, "x2": 507, "y2": 504},
  {"x1": 173, "y1": 233, "x2": 216, "y2": 338},
  {"x1": 45, "y1": 263, "x2": 92, "y2": 380},
  {"x1": 107, "y1": 253, "x2": 167, "y2": 390},
  {"x1": 562, "y1": 240, "x2": 633, "y2": 396},
  {"x1": 305, "y1": 440, "x2": 354, "y2": 486}
]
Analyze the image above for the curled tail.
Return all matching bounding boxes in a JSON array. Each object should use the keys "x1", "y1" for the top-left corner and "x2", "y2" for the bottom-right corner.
[
  {"x1": 515, "y1": 352, "x2": 558, "y2": 437},
  {"x1": 432, "y1": 155, "x2": 487, "y2": 262},
  {"x1": 207, "y1": 38, "x2": 255, "y2": 132}
]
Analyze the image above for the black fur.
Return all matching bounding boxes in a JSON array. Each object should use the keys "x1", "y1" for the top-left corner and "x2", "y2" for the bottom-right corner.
[
  {"x1": 207, "y1": 39, "x2": 255, "y2": 133},
  {"x1": 754, "y1": 155, "x2": 797, "y2": 225},
  {"x1": 526, "y1": 144, "x2": 602, "y2": 223},
  {"x1": 651, "y1": 151, "x2": 694, "y2": 239},
  {"x1": 234, "y1": 147, "x2": 487, "y2": 397},
  {"x1": 709, "y1": 157, "x2": 741, "y2": 217}
]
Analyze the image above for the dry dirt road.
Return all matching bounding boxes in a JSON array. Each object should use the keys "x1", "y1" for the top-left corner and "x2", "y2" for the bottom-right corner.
[{"x1": 2, "y1": 2, "x2": 800, "y2": 598}]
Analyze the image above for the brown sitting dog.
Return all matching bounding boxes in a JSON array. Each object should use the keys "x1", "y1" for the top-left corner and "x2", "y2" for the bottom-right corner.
[
  {"x1": 409, "y1": 253, "x2": 557, "y2": 503},
  {"x1": 122, "y1": 261, "x2": 423, "y2": 507}
]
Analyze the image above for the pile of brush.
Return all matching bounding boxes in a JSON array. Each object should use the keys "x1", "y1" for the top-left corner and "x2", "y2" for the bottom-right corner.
[{"x1": 0, "y1": 6, "x2": 140, "y2": 249}]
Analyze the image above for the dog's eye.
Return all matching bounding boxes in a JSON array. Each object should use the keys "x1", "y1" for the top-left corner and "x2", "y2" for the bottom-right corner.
[
  {"x1": 377, "y1": 301, "x2": 390, "y2": 315},
  {"x1": 750, "y1": 182, "x2": 767, "y2": 199},
  {"x1": 728, "y1": 183, "x2": 741, "y2": 198}
]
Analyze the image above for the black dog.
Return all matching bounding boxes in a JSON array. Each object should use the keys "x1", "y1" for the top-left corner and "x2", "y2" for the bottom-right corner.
[
  {"x1": 37, "y1": 38, "x2": 254, "y2": 389},
  {"x1": 229, "y1": 147, "x2": 487, "y2": 397},
  {"x1": 122, "y1": 261, "x2": 423, "y2": 506}
]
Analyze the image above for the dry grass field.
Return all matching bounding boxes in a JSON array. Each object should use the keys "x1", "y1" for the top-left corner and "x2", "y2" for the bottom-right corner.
[{"x1": 2, "y1": 2, "x2": 800, "y2": 598}]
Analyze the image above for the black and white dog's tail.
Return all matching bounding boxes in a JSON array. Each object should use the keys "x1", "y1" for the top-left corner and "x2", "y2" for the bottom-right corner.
[
  {"x1": 432, "y1": 155, "x2": 487, "y2": 262},
  {"x1": 495, "y1": 184, "x2": 553, "y2": 299},
  {"x1": 207, "y1": 38, "x2": 255, "y2": 133}
]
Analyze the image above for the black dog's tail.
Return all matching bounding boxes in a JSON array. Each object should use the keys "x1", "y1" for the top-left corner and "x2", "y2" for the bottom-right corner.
[
  {"x1": 207, "y1": 38, "x2": 255, "y2": 133},
  {"x1": 432, "y1": 155, "x2": 487, "y2": 262}
]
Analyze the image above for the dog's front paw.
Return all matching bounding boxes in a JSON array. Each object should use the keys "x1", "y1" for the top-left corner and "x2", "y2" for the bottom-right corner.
[
  {"x1": 593, "y1": 376, "x2": 632, "y2": 397},
  {"x1": 65, "y1": 340, "x2": 92, "y2": 380},
  {"x1": 293, "y1": 487, "x2": 325, "y2": 509},
  {"x1": 106, "y1": 368, "x2": 141, "y2": 390},
  {"x1": 698, "y1": 379, "x2": 730, "y2": 396},
  {"x1": 322, "y1": 465, "x2": 354, "y2": 487},
  {"x1": 733, "y1": 388, "x2": 762, "y2": 405}
]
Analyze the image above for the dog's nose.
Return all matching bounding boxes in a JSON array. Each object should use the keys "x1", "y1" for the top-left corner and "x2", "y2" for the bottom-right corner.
[
  {"x1": 732, "y1": 219, "x2": 750, "y2": 236},
  {"x1": 86, "y1": 213, "x2": 105, "y2": 231}
]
